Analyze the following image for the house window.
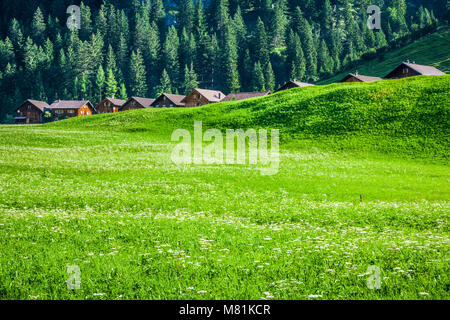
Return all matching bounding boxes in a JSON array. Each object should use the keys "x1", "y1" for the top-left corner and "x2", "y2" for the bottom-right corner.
[
  {"x1": 57, "y1": 110, "x2": 62, "y2": 114},
  {"x1": 132, "y1": 101, "x2": 136, "y2": 106},
  {"x1": 28, "y1": 105, "x2": 31, "y2": 110},
  {"x1": 106, "y1": 102, "x2": 110, "y2": 107},
  {"x1": 68, "y1": 110, "x2": 74, "y2": 114},
  {"x1": 170, "y1": 104, "x2": 173, "y2": 108},
  {"x1": 163, "y1": 104, "x2": 166, "y2": 108},
  {"x1": 80, "y1": 110, "x2": 84, "y2": 115},
  {"x1": 17, "y1": 109, "x2": 20, "y2": 113}
]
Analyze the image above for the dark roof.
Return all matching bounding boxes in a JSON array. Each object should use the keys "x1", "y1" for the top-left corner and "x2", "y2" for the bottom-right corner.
[
  {"x1": 183, "y1": 88, "x2": 225, "y2": 103},
  {"x1": 152, "y1": 94, "x2": 186, "y2": 106},
  {"x1": 221, "y1": 91, "x2": 271, "y2": 102},
  {"x1": 128, "y1": 97, "x2": 156, "y2": 108},
  {"x1": 49, "y1": 100, "x2": 93, "y2": 109},
  {"x1": 18, "y1": 99, "x2": 50, "y2": 112},
  {"x1": 275, "y1": 80, "x2": 315, "y2": 92},
  {"x1": 339, "y1": 73, "x2": 383, "y2": 83},
  {"x1": 104, "y1": 97, "x2": 127, "y2": 106},
  {"x1": 386, "y1": 62, "x2": 446, "y2": 78}
]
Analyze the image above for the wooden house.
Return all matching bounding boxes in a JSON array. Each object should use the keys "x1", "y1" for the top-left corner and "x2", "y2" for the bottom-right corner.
[
  {"x1": 96, "y1": 97, "x2": 126, "y2": 114},
  {"x1": 385, "y1": 62, "x2": 446, "y2": 79},
  {"x1": 275, "y1": 80, "x2": 315, "y2": 93},
  {"x1": 181, "y1": 89, "x2": 225, "y2": 107},
  {"x1": 14, "y1": 99, "x2": 49, "y2": 124},
  {"x1": 49, "y1": 100, "x2": 95, "y2": 120},
  {"x1": 339, "y1": 72, "x2": 382, "y2": 83},
  {"x1": 121, "y1": 97, "x2": 156, "y2": 111},
  {"x1": 151, "y1": 94, "x2": 186, "y2": 108},
  {"x1": 221, "y1": 91, "x2": 271, "y2": 102}
]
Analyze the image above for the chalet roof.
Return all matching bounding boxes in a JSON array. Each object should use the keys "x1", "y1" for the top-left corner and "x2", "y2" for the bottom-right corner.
[
  {"x1": 130, "y1": 97, "x2": 156, "y2": 108},
  {"x1": 221, "y1": 91, "x2": 271, "y2": 102},
  {"x1": 49, "y1": 100, "x2": 92, "y2": 109},
  {"x1": 186, "y1": 88, "x2": 225, "y2": 103},
  {"x1": 386, "y1": 62, "x2": 446, "y2": 78},
  {"x1": 275, "y1": 80, "x2": 315, "y2": 92},
  {"x1": 153, "y1": 94, "x2": 186, "y2": 106},
  {"x1": 104, "y1": 97, "x2": 127, "y2": 106},
  {"x1": 340, "y1": 73, "x2": 383, "y2": 82},
  {"x1": 23, "y1": 99, "x2": 50, "y2": 112}
]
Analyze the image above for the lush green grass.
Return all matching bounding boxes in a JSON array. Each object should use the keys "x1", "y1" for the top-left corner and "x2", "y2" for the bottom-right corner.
[
  {"x1": 319, "y1": 28, "x2": 450, "y2": 85},
  {"x1": 0, "y1": 76, "x2": 448, "y2": 300}
]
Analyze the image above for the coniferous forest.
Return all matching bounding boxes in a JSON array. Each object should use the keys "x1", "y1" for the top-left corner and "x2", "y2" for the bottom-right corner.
[{"x1": 0, "y1": 0, "x2": 448, "y2": 121}]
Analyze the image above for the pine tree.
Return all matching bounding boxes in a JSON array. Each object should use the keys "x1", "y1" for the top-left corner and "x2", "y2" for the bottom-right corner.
[
  {"x1": 80, "y1": 2, "x2": 93, "y2": 40},
  {"x1": 271, "y1": 0, "x2": 288, "y2": 48},
  {"x1": 119, "y1": 83, "x2": 128, "y2": 100},
  {"x1": 221, "y1": 24, "x2": 240, "y2": 93},
  {"x1": 296, "y1": 8, "x2": 317, "y2": 77},
  {"x1": 182, "y1": 63, "x2": 199, "y2": 95},
  {"x1": 31, "y1": 7, "x2": 46, "y2": 44},
  {"x1": 163, "y1": 26, "x2": 180, "y2": 86},
  {"x1": 253, "y1": 17, "x2": 270, "y2": 67},
  {"x1": 129, "y1": 50, "x2": 148, "y2": 97},
  {"x1": 105, "y1": 68, "x2": 118, "y2": 98},
  {"x1": 318, "y1": 39, "x2": 334, "y2": 75},
  {"x1": 287, "y1": 30, "x2": 305, "y2": 81},
  {"x1": 157, "y1": 69, "x2": 172, "y2": 96},
  {"x1": 265, "y1": 61, "x2": 275, "y2": 92},
  {"x1": 96, "y1": 65, "x2": 105, "y2": 101},
  {"x1": 253, "y1": 62, "x2": 265, "y2": 92},
  {"x1": 321, "y1": 0, "x2": 332, "y2": 32}
]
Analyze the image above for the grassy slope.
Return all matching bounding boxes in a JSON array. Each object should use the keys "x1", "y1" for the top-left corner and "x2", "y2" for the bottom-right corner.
[
  {"x1": 48, "y1": 75, "x2": 450, "y2": 159},
  {"x1": 318, "y1": 28, "x2": 450, "y2": 85},
  {"x1": 0, "y1": 76, "x2": 448, "y2": 300}
]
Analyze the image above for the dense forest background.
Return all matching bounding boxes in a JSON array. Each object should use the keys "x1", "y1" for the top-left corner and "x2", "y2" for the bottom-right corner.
[{"x1": 0, "y1": 0, "x2": 449, "y2": 121}]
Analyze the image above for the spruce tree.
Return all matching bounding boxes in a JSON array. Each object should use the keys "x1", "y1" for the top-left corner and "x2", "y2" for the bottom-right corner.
[
  {"x1": 96, "y1": 65, "x2": 105, "y2": 102},
  {"x1": 265, "y1": 62, "x2": 276, "y2": 92},
  {"x1": 129, "y1": 50, "x2": 148, "y2": 97},
  {"x1": 31, "y1": 7, "x2": 45, "y2": 44},
  {"x1": 157, "y1": 69, "x2": 172, "y2": 96},
  {"x1": 105, "y1": 68, "x2": 118, "y2": 98},
  {"x1": 253, "y1": 62, "x2": 265, "y2": 92}
]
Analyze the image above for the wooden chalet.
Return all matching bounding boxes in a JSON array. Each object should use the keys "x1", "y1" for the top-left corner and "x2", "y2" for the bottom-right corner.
[
  {"x1": 151, "y1": 94, "x2": 186, "y2": 108},
  {"x1": 96, "y1": 97, "x2": 126, "y2": 114},
  {"x1": 49, "y1": 100, "x2": 95, "y2": 120},
  {"x1": 339, "y1": 72, "x2": 382, "y2": 83},
  {"x1": 15, "y1": 99, "x2": 50, "y2": 124},
  {"x1": 121, "y1": 97, "x2": 156, "y2": 111},
  {"x1": 385, "y1": 62, "x2": 446, "y2": 79},
  {"x1": 275, "y1": 80, "x2": 315, "y2": 93},
  {"x1": 221, "y1": 91, "x2": 271, "y2": 102},
  {"x1": 181, "y1": 88, "x2": 225, "y2": 107}
]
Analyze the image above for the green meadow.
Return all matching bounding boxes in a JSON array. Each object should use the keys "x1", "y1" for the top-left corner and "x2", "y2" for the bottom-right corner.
[{"x1": 0, "y1": 76, "x2": 448, "y2": 300}]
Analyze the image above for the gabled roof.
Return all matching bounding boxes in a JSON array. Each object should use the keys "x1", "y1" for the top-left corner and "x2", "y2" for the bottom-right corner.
[
  {"x1": 183, "y1": 88, "x2": 225, "y2": 103},
  {"x1": 49, "y1": 100, "x2": 93, "y2": 109},
  {"x1": 386, "y1": 62, "x2": 446, "y2": 78},
  {"x1": 221, "y1": 91, "x2": 271, "y2": 102},
  {"x1": 127, "y1": 97, "x2": 156, "y2": 108},
  {"x1": 19, "y1": 99, "x2": 50, "y2": 112},
  {"x1": 339, "y1": 73, "x2": 383, "y2": 83},
  {"x1": 152, "y1": 94, "x2": 186, "y2": 106},
  {"x1": 104, "y1": 97, "x2": 127, "y2": 106},
  {"x1": 275, "y1": 80, "x2": 315, "y2": 92}
]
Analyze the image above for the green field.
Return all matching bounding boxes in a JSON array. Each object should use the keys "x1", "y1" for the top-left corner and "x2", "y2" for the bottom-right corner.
[
  {"x1": 319, "y1": 28, "x2": 450, "y2": 84},
  {"x1": 0, "y1": 76, "x2": 448, "y2": 300}
]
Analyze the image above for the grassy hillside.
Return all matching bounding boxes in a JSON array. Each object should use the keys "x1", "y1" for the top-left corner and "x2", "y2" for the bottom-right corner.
[
  {"x1": 0, "y1": 75, "x2": 448, "y2": 300},
  {"x1": 318, "y1": 28, "x2": 450, "y2": 84},
  {"x1": 47, "y1": 75, "x2": 450, "y2": 159}
]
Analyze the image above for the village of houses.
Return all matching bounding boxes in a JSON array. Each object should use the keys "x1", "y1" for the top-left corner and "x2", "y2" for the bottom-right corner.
[{"x1": 14, "y1": 61, "x2": 446, "y2": 124}]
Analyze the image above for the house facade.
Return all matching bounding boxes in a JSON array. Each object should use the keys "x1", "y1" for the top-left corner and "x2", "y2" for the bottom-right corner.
[
  {"x1": 49, "y1": 100, "x2": 95, "y2": 121},
  {"x1": 96, "y1": 98, "x2": 126, "y2": 114},
  {"x1": 182, "y1": 89, "x2": 225, "y2": 107},
  {"x1": 151, "y1": 94, "x2": 186, "y2": 108},
  {"x1": 385, "y1": 62, "x2": 446, "y2": 79},
  {"x1": 15, "y1": 99, "x2": 49, "y2": 124},
  {"x1": 121, "y1": 97, "x2": 156, "y2": 111}
]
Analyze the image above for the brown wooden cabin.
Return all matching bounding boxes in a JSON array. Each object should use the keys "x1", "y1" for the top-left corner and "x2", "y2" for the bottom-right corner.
[
  {"x1": 181, "y1": 88, "x2": 225, "y2": 107},
  {"x1": 151, "y1": 94, "x2": 186, "y2": 108},
  {"x1": 96, "y1": 97, "x2": 126, "y2": 114},
  {"x1": 275, "y1": 80, "x2": 315, "y2": 93},
  {"x1": 221, "y1": 91, "x2": 271, "y2": 102},
  {"x1": 121, "y1": 97, "x2": 156, "y2": 111},
  {"x1": 49, "y1": 100, "x2": 95, "y2": 120},
  {"x1": 15, "y1": 99, "x2": 50, "y2": 124},
  {"x1": 385, "y1": 62, "x2": 446, "y2": 79},
  {"x1": 339, "y1": 72, "x2": 383, "y2": 83}
]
